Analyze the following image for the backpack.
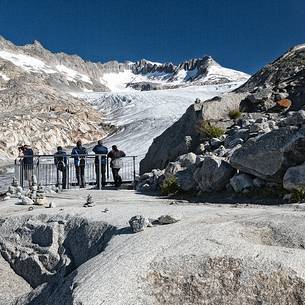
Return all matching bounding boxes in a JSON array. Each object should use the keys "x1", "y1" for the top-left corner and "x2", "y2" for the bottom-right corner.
[{"x1": 57, "y1": 160, "x2": 65, "y2": 171}]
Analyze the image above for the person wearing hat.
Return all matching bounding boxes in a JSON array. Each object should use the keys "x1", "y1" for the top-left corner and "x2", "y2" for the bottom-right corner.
[{"x1": 92, "y1": 140, "x2": 108, "y2": 188}]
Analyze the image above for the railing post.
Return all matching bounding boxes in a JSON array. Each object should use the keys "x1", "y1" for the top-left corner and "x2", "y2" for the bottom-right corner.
[
  {"x1": 98, "y1": 155, "x2": 101, "y2": 190},
  {"x1": 106, "y1": 157, "x2": 109, "y2": 180},
  {"x1": 133, "y1": 156, "x2": 136, "y2": 183},
  {"x1": 67, "y1": 157, "x2": 70, "y2": 189},
  {"x1": 37, "y1": 156, "x2": 40, "y2": 185},
  {"x1": 20, "y1": 159, "x2": 24, "y2": 188}
]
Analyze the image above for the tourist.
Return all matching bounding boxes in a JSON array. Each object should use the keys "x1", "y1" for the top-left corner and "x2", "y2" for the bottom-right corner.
[
  {"x1": 20, "y1": 144, "x2": 34, "y2": 188},
  {"x1": 71, "y1": 140, "x2": 87, "y2": 188},
  {"x1": 54, "y1": 146, "x2": 68, "y2": 189},
  {"x1": 107, "y1": 145, "x2": 126, "y2": 187},
  {"x1": 92, "y1": 140, "x2": 108, "y2": 188}
]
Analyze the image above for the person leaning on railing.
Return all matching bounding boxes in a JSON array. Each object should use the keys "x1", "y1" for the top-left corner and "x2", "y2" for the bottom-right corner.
[
  {"x1": 71, "y1": 140, "x2": 87, "y2": 188},
  {"x1": 107, "y1": 145, "x2": 126, "y2": 187},
  {"x1": 54, "y1": 146, "x2": 68, "y2": 189},
  {"x1": 92, "y1": 140, "x2": 108, "y2": 188}
]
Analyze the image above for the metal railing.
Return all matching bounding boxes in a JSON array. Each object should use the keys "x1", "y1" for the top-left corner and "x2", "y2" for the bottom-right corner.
[{"x1": 14, "y1": 154, "x2": 138, "y2": 190}]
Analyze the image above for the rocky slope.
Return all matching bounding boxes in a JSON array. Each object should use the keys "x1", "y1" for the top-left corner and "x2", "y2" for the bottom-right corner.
[
  {"x1": 237, "y1": 44, "x2": 305, "y2": 111},
  {"x1": 139, "y1": 43, "x2": 305, "y2": 199},
  {"x1": 0, "y1": 77, "x2": 110, "y2": 159}
]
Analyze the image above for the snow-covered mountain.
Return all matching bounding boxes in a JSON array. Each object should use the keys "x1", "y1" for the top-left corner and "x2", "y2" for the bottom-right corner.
[
  {"x1": 0, "y1": 36, "x2": 249, "y2": 93},
  {"x1": 0, "y1": 35, "x2": 249, "y2": 164}
]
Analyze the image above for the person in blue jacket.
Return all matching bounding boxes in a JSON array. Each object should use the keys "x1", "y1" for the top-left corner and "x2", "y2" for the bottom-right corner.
[
  {"x1": 71, "y1": 140, "x2": 87, "y2": 188},
  {"x1": 92, "y1": 140, "x2": 108, "y2": 188}
]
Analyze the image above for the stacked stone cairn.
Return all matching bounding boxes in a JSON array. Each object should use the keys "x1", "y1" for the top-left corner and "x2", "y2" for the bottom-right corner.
[
  {"x1": 84, "y1": 194, "x2": 94, "y2": 207},
  {"x1": 6, "y1": 177, "x2": 23, "y2": 199}
]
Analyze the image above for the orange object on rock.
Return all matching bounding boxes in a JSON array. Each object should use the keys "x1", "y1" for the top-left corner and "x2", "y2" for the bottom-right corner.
[{"x1": 276, "y1": 99, "x2": 292, "y2": 109}]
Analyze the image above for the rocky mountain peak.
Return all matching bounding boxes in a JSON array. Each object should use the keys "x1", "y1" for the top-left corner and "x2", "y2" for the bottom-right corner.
[{"x1": 178, "y1": 55, "x2": 218, "y2": 71}]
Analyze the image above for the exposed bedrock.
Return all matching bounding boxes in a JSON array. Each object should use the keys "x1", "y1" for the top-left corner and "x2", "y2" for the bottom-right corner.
[{"x1": 0, "y1": 214, "x2": 115, "y2": 304}]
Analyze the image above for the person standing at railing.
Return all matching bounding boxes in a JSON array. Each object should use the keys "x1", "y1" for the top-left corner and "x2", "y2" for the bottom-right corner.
[
  {"x1": 92, "y1": 140, "x2": 108, "y2": 189},
  {"x1": 107, "y1": 145, "x2": 125, "y2": 187},
  {"x1": 54, "y1": 146, "x2": 68, "y2": 189},
  {"x1": 19, "y1": 144, "x2": 34, "y2": 188},
  {"x1": 71, "y1": 140, "x2": 87, "y2": 188}
]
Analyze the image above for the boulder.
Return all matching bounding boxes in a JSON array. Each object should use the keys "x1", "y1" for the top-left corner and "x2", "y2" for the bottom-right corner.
[
  {"x1": 140, "y1": 92, "x2": 247, "y2": 174},
  {"x1": 157, "y1": 215, "x2": 181, "y2": 225},
  {"x1": 230, "y1": 126, "x2": 305, "y2": 182},
  {"x1": 164, "y1": 162, "x2": 183, "y2": 176},
  {"x1": 280, "y1": 110, "x2": 305, "y2": 127},
  {"x1": 225, "y1": 128, "x2": 250, "y2": 147},
  {"x1": 283, "y1": 163, "x2": 305, "y2": 191},
  {"x1": 210, "y1": 138, "x2": 222, "y2": 149},
  {"x1": 253, "y1": 177, "x2": 266, "y2": 188},
  {"x1": 129, "y1": 215, "x2": 150, "y2": 233},
  {"x1": 193, "y1": 156, "x2": 235, "y2": 192},
  {"x1": 239, "y1": 89, "x2": 274, "y2": 112},
  {"x1": 249, "y1": 122, "x2": 271, "y2": 134},
  {"x1": 176, "y1": 153, "x2": 198, "y2": 168},
  {"x1": 175, "y1": 166, "x2": 197, "y2": 192},
  {"x1": 20, "y1": 196, "x2": 34, "y2": 205},
  {"x1": 230, "y1": 174, "x2": 254, "y2": 193}
]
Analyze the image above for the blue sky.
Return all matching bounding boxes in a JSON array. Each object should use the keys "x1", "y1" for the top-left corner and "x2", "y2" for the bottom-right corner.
[{"x1": 0, "y1": 0, "x2": 304, "y2": 74}]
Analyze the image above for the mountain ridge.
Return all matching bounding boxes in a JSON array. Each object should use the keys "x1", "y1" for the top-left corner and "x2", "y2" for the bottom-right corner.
[{"x1": 0, "y1": 35, "x2": 249, "y2": 92}]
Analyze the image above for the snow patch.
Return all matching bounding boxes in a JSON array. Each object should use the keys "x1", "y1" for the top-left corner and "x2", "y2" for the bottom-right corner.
[
  {"x1": 0, "y1": 72, "x2": 10, "y2": 81},
  {"x1": 56, "y1": 65, "x2": 92, "y2": 84},
  {"x1": 0, "y1": 50, "x2": 56, "y2": 73}
]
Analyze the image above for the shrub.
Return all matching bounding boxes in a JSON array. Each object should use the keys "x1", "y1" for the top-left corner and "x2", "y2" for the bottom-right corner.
[
  {"x1": 229, "y1": 109, "x2": 241, "y2": 120},
  {"x1": 291, "y1": 188, "x2": 305, "y2": 203},
  {"x1": 160, "y1": 175, "x2": 179, "y2": 196},
  {"x1": 197, "y1": 121, "x2": 225, "y2": 139}
]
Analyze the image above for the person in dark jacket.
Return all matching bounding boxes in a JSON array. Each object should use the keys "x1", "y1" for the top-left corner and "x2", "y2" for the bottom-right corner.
[
  {"x1": 20, "y1": 144, "x2": 34, "y2": 188},
  {"x1": 107, "y1": 145, "x2": 126, "y2": 187},
  {"x1": 71, "y1": 140, "x2": 87, "y2": 188},
  {"x1": 54, "y1": 146, "x2": 68, "y2": 189},
  {"x1": 92, "y1": 140, "x2": 108, "y2": 188}
]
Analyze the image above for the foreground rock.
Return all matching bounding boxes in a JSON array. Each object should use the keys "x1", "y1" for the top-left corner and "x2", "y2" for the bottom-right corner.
[
  {"x1": 1, "y1": 190, "x2": 305, "y2": 305},
  {"x1": 129, "y1": 215, "x2": 151, "y2": 232}
]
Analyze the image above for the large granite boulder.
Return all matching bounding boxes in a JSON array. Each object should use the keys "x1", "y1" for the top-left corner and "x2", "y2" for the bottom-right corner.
[
  {"x1": 193, "y1": 156, "x2": 235, "y2": 192},
  {"x1": 283, "y1": 162, "x2": 305, "y2": 191},
  {"x1": 230, "y1": 126, "x2": 305, "y2": 182},
  {"x1": 165, "y1": 153, "x2": 201, "y2": 192},
  {"x1": 230, "y1": 173, "x2": 254, "y2": 193},
  {"x1": 140, "y1": 92, "x2": 246, "y2": 174},
  {"x1": 175, "y1": 166, "x2": 198, "y2": 192}
]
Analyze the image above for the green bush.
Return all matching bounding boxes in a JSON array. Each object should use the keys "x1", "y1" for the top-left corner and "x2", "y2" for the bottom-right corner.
[
  {"x1": 160, "y1": 175, "x2": 179, "y2": 195},
  {"x1": 197, "y1": 121, "x2": 225, "y2": 139},
  {"x1": 291, "y1": 188, "x2": 305, "y2": 203},
  {"x1": 229, "y1": 109, "x2": 241, "y2": 120}
]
